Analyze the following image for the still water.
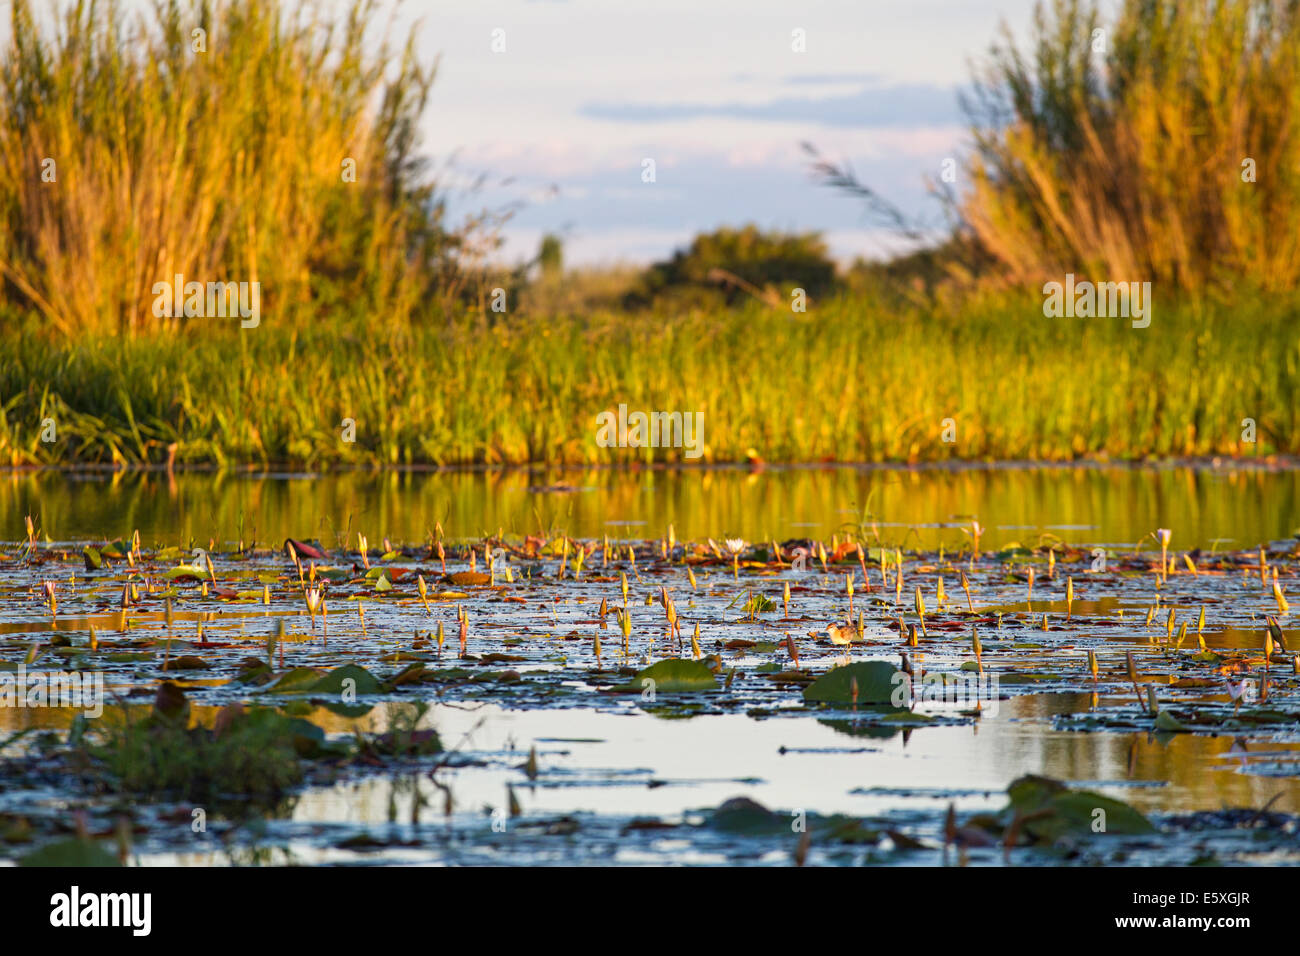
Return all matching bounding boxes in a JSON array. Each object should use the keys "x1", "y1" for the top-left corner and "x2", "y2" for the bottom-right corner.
[
  {"x1": 2, "y1": 462, "x2": 1298, "y2": 865},
  {"x1": 3, "y1": 461, "x2": 1297, "y2": 551}
]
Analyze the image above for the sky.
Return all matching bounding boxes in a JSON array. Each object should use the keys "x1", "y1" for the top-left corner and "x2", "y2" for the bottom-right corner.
[
  {"x1": 22, "y1": 0, "x2": 1045, "y2": 267},
  {"x1": 401, "y1": 0, "x2": 1042, "y2": 266}
]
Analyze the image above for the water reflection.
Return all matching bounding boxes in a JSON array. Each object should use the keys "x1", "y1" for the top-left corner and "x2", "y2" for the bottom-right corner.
[{"x1": 4, "y1": 463, "x2": 1297, "y2": 551}]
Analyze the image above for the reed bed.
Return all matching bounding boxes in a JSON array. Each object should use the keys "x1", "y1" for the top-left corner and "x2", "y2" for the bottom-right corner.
[
  {"x1": 962, "y1": 0, "x2": 1300, "y2": 291},
  {"x1": 2, "y1": 292, "x2": 1296, "y2": 466},
  {"x1": 0, "y1": 0, "x2": 460, "y2": 338}
]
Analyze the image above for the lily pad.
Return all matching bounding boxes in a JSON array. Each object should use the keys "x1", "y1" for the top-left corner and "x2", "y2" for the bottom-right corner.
[
  {"x1": 706, "y1": 797, "x2": 786, "y2": 834},
  {"x1": 1006, "y1": 775, "x2": 1156, "y2": 841},
  {"x1": 1154, "y1": 710, "x2": 1191, "y2": 732},
  {"x1": 445, "y1": 571, "x2": 491, "y2": 587},
  {"x1": 20, "y1": 838, "x2": 120, "y2": 867},
  {"x1": 620, "y1": 658, "x2": 718, "y2": 693},
  {"x1": 261, "y1": 664, "x2": 381, "y2": 703},
  {"x1": 309, "y1": 663, "x2": 382, "y2": 697},
  {"x1": 803, "y1": 661, "x2": 905, "y2": 706},
  {"x1": 164, "y1": 565, "x2": 205, "y2": 582},
  {"x1": 262, "y1": 667, "x2": 328, "y2": 693}
]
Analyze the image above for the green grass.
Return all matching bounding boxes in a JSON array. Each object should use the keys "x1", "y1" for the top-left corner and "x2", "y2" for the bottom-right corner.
[
  {"x1": 3, "y1": 291, "x2": 1296, "y2": 466},
  {"x1": 92, "y1": 704, "x2": 312, "y2": 809}
]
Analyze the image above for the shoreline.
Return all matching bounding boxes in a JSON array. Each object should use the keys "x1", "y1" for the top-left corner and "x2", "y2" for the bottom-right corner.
[{"x1": 3, "y1": 454, "x2": 1296, "y2": 479}]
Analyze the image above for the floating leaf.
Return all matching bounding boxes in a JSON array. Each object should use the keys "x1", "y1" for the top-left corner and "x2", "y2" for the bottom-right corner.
[
  {"x1": 285, "y1": 538, "x2": 327, "y2": 560},
  {"x1": 803, "y1": 661, "x2": 905, "y2": 706},
  {"x1": 445, "y1": 571, "x2": 490, "y2": 587},
  {"x1": 707, "y1": 797, "x2": 785, "y2": 834},
  {"x1": 1005, "y1": 775, "x2": 1155, "y2": 841},
  {"x1": 619, "y1": 658, "x2": 717, "y2": 692},
  {"x1": 310, "y1": 663, "x2": 382, "y2": 696},
  {"x1": 164, "y1": 565, "x2": 205, "y2": 582},
  {"x1": 20, "y1": 838, "x2": 120, "y2": 867},
  {"x1": 1154, "y1": 710, "x2": 1191, "y2": 732},
  {"x1": 262, "y1": 667, "x2": 328, "y2": 693}
]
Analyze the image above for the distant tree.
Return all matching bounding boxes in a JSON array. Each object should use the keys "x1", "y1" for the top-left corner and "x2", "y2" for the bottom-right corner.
[
  {"x1": 538, "y1": 234, "x2": 564, "y2": 278},
  {"x1": 627, "y1": 225, "x2": 837, "y2": 309}
]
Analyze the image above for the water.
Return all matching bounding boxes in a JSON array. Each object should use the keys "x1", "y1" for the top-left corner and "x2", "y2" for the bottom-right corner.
[
  {"x1": 2, "y1": 462, "x2": 1298, "y2": 866},
  {"x1": 4, "y1": 461, "x2": 1298, "y2": 551}
]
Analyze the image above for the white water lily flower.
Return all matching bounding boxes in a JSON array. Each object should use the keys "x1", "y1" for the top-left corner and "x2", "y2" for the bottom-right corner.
[
  {"x1": 1156, "y1": 528, "x2": 1172, "y2": 547},
  {"x1": 723, "y1": 538, "x2": 746, "y2": 556}
]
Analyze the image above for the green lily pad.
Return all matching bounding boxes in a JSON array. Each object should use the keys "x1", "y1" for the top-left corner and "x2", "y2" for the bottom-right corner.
[
  {"x1": 261, "y1": 664, "x2": 381, "y2": 700},
  {"x1": 803, "y1": 661, "x2": 905, "y2": 706},
  {"x1": 707, "y1": 797, "x2": 787, "y2": 834},
  {"x1": 262, "y1": 667, "x2": 328, "y2": 693},
  {"x1": 309, "y1": 663, "x2": 382, "y2": 696},
  {"x1": 1154, "y1": 710, "x2": 1191, "y2": 732},
  {"x1": 1006, "y1": 775, "x2": 1156, "y2": 841},
  {"x1": 164, "y1": 565, "x2": 205, "y2": 582},
  {"x1": 621, "y1": 658, "x2": 718, "y2": 693},
  {"x1": 20, "y1": 838, "x2": 121, "y2": 867},
  {"x1": 100, "y1": 539, "x2": 127, "y2": 558}
]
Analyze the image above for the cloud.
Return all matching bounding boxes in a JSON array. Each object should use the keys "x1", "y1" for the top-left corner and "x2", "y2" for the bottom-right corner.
[
  {"x1": 781, "y1": 72, "x2": 888, "y2": 86},
  {"x1": 581, "y1": 82, "x2": 963, "y2": 129},
  {"x1": 730, "y1": 71, "x2": 885, "y2": 86},
  {"x1": 493, "y1": 224, "x2": 927, "y2": 268}
]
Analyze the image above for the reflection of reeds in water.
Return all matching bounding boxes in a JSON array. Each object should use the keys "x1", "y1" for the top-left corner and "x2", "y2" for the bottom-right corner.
[
  {"x1": 1001, "y1": 694, "x2": 1300, "y2": 815},
  {"x1": 4, "y1": 463, "x2": 1300, "y2": 552}
]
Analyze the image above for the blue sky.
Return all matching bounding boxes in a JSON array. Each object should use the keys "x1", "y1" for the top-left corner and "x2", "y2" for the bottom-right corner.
[
  {"x1": 30, "y1": 0, "x2": 1044, "y2": 267},
  {"x1": 407, "y1": 0, "x2": 1043, "y2": 266}
]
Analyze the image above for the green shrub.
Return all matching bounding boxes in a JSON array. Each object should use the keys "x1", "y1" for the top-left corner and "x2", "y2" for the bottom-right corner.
[{"x1": 626, "y1": 225, "x2": 838, "y2": 308}]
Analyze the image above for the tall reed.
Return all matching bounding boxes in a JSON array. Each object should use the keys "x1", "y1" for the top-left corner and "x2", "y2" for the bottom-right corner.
[
  {"x1": 961, "y1": 0, "x2": 1300, "y2": 291},
  {"x1": 2, "y1": 291, "x2": 1296, "y2": 466},
  {"x1": 0, "y1": 0, "x2": 458, "y2": 337}
]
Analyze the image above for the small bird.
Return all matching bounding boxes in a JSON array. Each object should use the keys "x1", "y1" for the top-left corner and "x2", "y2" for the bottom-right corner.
[{"x1": 824, "y1": 621, "x2": 858, "y2": 646}]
